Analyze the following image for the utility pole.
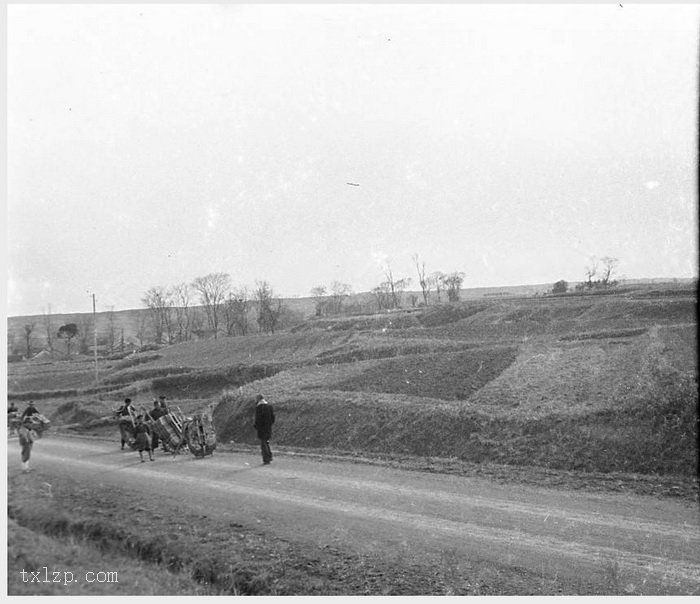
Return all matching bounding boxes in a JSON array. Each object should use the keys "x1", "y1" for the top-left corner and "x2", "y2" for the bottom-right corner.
[{"x1": 93, "y1": 293, "x2": 99, "y2": 384}]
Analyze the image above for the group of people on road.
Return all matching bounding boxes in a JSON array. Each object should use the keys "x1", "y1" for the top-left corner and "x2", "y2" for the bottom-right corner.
[
  {"x1": 115, "y1": 395, "x2": 170, "y2": 462},
  {"x1": 9, "y1": 391, "x2": 277, "y2": 473},
  {"x1": 117, "y1": 392, "x2": 276, "y2": 465}
]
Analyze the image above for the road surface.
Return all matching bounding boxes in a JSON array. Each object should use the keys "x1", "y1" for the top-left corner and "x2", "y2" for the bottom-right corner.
[{"x1": 12, "y1": 435, "x2": 700, "y2": 595}]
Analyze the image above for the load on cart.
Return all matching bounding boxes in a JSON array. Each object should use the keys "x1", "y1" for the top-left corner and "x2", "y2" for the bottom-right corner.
[
  {"x1": 114, "y1": 397, "x2": 216, "y2": 457},
  {"x1": 148, "y1": 405, "x2": 217, "y2": 457},
  {"x1": 184, "y1": 411, "x2": 217, "y2": 457}
]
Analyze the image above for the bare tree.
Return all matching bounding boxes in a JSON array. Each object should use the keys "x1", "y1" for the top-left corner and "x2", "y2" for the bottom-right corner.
[
  {"x1": 310, "y1": 285, "x2": 328, "y2": 317},
  {"x1": 371, "y1": 282, "x2": 392, "y2": 311},
  {"x1": 600, "y1": 256, "x2": 619, "y2": 287},
  {"x1": 429, "y1": 271, "x2": 446, "y2": 303},
  {"x1": 135, "y1": 312, "x2": 150, "y2": 349},
  {"x1": 105, "y1": 307, "x2": 117, "y2": 355},
  {"x1": 142, "y1": 286, "x2": 174, "y2": 344},
  {"x1": 23, "y1": 323, "x2": 35, "y2": 358},
  {"x1": 222, "y1": 287, "x2": 251, "y2": 336},
  {"x1": 584, "y1": 258, "x2": 598, "y2": 289},
  {"x1": 382, "y1": 263, "x2": 411, "y2": 309},
  {"x1": 329, "y1": 281, "x2": 352, "y2": 315},
  {"x1": 171, "y1": 282, "x2": 194, "y2": 342},
  {"x1": 443, "y1": 272, "x2": 465, "y2": 302},
  {"x1": 255, "y1": 281, "x2": 283, "y2": 334},
  {"x1": 77, "y1": 315, "x2": 93, "y2": 355},
  {"x1": 191, "y1": 272, "x2": 231, "y2": 338},
  {"x1": 413, "y1": 254, "x2": 431, "y2": 306},
  {"x1": 44, "y1": 305, "x2": 54, "y2": 352}
]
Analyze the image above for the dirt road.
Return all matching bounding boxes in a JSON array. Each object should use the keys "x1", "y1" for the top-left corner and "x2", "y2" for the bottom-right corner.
[{"x1": 14, "y1": 435, "x2": 700, "y2": 595}]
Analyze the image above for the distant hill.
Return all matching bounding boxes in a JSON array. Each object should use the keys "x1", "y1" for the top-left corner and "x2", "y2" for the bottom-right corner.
[{"x1": 7, "y1": 278, "x2": 696, "y2": 358}]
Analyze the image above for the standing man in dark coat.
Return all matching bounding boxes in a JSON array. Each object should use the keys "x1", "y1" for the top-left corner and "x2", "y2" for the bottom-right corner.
[{"x1": 253, "y1": 394, "x2": 275, "y2": 465}]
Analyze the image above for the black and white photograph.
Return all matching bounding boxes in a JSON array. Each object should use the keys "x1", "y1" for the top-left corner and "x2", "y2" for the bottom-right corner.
[{"x1": 5, "y1": 2, "x2": 699, "y2": 597}]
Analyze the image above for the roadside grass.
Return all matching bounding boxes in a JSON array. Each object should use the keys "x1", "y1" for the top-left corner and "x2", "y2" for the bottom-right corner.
[
  {"x1": 7, "y1": 470, "x2": 578, "y2": 595},
  {"x1": 8, "y1": 518, "x2": 207, "y2": 595}
]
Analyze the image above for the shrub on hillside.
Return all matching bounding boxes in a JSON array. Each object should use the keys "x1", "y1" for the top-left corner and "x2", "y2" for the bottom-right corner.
[{"x1": 552, "y1": 280, "x2": 568, "y2": 294}]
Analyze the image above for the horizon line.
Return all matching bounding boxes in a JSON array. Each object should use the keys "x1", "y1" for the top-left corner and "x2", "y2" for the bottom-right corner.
[{"x1": 6, "y1": 275, "x2": 697, "y2": 320}]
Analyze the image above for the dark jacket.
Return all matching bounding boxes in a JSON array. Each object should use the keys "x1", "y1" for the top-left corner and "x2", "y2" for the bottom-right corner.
[
  {"x1": 254, "y1": 401, "x2": 275, "y2": 440},
  {"x1": 21, "y1": 404, "x2": 39, "y2": 419},
  {"x1": 133, "y1": 422, "x2": 151, "y2": 451},
  {"x1": 117, "y1": 403, "x2": 133, "y2": 416},
  {"x1": 148, "y1": 406, "x2": 165, "y2": 421}
]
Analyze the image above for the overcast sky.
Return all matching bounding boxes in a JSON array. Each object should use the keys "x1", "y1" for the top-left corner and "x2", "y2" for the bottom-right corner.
[{"x1": 6, "y1": 3, "x2": 699, "y2": 317}]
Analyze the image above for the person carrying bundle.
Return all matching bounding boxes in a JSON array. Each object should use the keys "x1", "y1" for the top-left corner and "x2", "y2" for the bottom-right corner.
[
  {"x1": 116, "y1": 398, "x2": 135, "y2": 450},
  {"x1": 21, "y1": 401, "x2": 40, "y2": 420},
  {"x1": 18, "y1": 417, "x2": 37, "y2": 472}
]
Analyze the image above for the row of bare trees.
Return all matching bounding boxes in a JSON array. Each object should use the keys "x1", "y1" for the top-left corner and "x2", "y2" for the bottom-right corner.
[
  {"x1": 552, "y1": 256, "x2": 620, "y2": 294},
  {"x1": 372, "y1": 256, "x2": 465, "y2": 311},
  {"x1": 310, "y1": 256, "x2": 466, "y2": 315},
  {"x1": 412, "y1": 254, "x2": 465, "y2": 306},
  {"x1": 310, "y1": 281, "x2": 353, "y2": 316},
  {"x1": 142, "y1": 273, "x2": 285, "y2": 344},
  {"x1": 580, "y1": 256, "x2": 619, "y2": 290}
]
